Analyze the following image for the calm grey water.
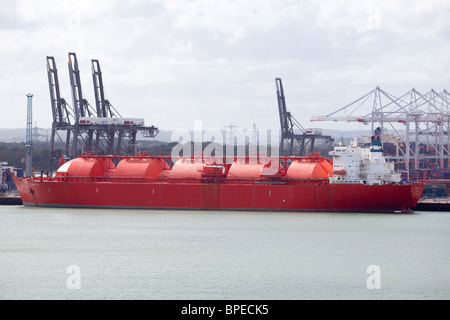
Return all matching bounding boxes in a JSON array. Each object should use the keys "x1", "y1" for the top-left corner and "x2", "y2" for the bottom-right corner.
[{"x1": 0, "y1": 205, "x2": 449, "y2": 300}]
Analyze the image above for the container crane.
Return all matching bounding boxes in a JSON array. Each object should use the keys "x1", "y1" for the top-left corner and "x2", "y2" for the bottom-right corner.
[
  {"x1": 92, "y1": 59, "x2": 120, "y2": 118},
  {"x1": 91, "y1": 58, "x2": 158, "y2": 155},
  {"x1": 310, "y1": 86, "x2": 450, "y2": 176},
  {"x1": 47, "y1": 52, "x2": 159, "y2": 175},
  {"x1": 68, "y1": 52, "x2": 96, "y2": 152},
  {"x1": 92, "y1": 59, "x2": 116, "y2": 154},
  {"x1": 275, "y1": 78, "x2": 333, "y2": 156},
  {"x1": 47, "y1": 55, "x2": 76, "y2": 174}
]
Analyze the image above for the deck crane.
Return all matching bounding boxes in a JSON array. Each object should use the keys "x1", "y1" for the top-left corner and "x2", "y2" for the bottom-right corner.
[{"x1": 275, "y1": 78, "x2": 333, "y2": 156}]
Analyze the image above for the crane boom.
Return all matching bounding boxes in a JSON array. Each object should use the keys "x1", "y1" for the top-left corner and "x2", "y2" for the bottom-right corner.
[
  {"x1": 47, "y1": 52, "x2": 159, "y2": 172},
  {"x1": 92, "y1": 59, "x2": 121, "y2": 118},
  {"x1": 68, "y1": 52, "x2": 95, "y2": 151},
  {"x1": 275, "y1": 78, "x2": 332, "y2": 155}
]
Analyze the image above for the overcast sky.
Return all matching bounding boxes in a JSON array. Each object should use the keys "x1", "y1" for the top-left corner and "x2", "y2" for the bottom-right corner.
[{"x1": 1, "y1": 0, "x2": 449, "y2": 135}]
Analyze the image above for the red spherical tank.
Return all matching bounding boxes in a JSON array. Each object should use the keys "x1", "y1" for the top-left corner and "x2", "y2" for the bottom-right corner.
[
  {"x1": 112, "y1": 157, "x2": 170, "y2": 178},
  {"x1": 286, "y1": 158, "x2": 332, "y2": 179},
  {"x1": 168, "y1": 159, "x2": 206, "y2": 179},
  {"x1": 227, "y1": 160, "x2": 282, "y2": 179},
  {"x1": 55, "y1": 157, "x2": 115, "y2": 177}
]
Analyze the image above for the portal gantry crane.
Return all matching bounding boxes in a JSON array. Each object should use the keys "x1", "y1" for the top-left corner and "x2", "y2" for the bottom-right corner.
[
  {"x1": 47, "y1": 52, "x2": 159, "y2": 174},
  {"x1": 68, "y1": 52, "x2": 96, "y2": 152},
  {"x1": 310, "y1": 86, "x2": 450, "y2": 175},
  {"x1": 276, "y1": 78, "x2": 333, "y2": 156}
]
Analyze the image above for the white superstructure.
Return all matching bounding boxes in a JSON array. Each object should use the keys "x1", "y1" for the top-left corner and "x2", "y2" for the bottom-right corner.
[{"x1": 329, "y1": 138, "x2": 401, "y2": 185}]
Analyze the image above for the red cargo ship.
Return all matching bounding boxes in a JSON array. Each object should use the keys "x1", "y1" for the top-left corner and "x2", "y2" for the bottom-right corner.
[{"x1": 13, "y1": 140, "x2": 424, "y2": 213}]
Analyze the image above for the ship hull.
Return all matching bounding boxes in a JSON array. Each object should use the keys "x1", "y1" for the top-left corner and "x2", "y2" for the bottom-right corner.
[{"x1": 13, "y1": 177, "x2": 424, "y2": 213}]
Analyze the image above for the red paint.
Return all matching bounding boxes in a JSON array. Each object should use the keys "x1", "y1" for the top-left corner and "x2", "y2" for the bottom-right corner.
[{"x1": 13, "y1": 155, "x2": 424, "y2": 212}]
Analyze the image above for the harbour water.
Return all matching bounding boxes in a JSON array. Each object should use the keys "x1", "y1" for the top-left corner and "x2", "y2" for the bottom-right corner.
[{"x1": 0, "y1": 205, "x2": 449, "y2": 300}]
